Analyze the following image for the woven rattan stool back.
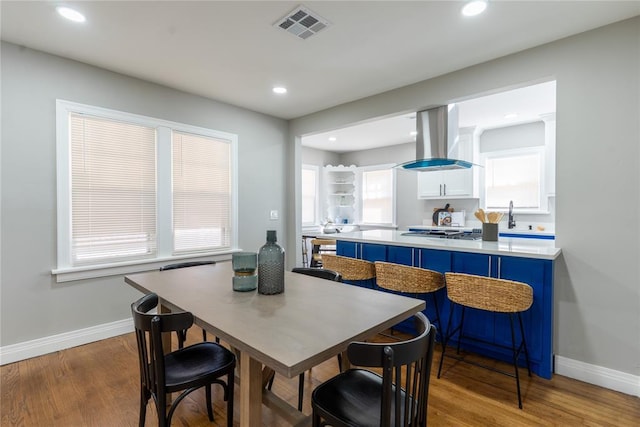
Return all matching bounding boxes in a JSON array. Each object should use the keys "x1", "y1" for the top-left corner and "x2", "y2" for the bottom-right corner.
[
  {"x1": 444, "y1": 273, "x2": 533, "y2": 313},
  {"x1": 321, "y1": 254, "x2": 375, "y2": 281},
  {"x1": 375, "y1": 261, "x2": 444, "y2": 294}
]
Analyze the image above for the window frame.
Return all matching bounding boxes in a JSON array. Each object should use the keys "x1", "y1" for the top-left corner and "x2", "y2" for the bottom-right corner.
[
  {"x1": 301, "y1": 164, "x2": 320, "y2": 226},
  {"x1": 54, "y1": 100, "x2": 238, "y2": 282},
  {"x1": 479, "y1": 146, "x2": 548, "y2": 213},
  {"x1": 357, "y1": 164, "x2": 397, "y2": 227}
]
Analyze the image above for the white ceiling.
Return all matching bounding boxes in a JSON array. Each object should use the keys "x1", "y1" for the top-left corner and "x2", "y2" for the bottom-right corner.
[
  {"x1": 302, "y1": 80, "x2": 557, "y2": 152},
  {"x1": 2, "y1": 1, "x2": 638, "y2": 121}
]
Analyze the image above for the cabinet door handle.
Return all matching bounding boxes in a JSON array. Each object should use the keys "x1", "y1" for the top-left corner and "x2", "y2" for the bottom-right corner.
[
  {"x1": 488, "y1": 255, "x2": 492, "y2": 277},
  {"x1": 443, "y1": 183, "x2": 447, "y2": 195},
  {"x1": 498, "y1": 257, "x2": 502, "y2": 278},
  {"x1": 439, "y1": 184, "x2": 443, "y2": 196}
]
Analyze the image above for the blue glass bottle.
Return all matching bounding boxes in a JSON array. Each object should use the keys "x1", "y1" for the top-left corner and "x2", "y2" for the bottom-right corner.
[{"x1": 258, "y1": 230, "x2": 285, "y2": 295}]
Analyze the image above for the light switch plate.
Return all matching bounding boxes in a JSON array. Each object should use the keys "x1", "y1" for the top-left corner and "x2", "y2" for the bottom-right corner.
[{"x1": 270, "y1": 210, "x2": 279, "y2": 220}]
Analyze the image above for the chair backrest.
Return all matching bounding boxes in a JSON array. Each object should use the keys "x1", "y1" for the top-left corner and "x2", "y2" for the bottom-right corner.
[
  {"x1": 445, "y1": 272, "x2": 533, "y2": 313},
  {"x1": 321, "y1": 254, "x2": 376, "y2": 281},
  {"x1": 347, "y1": 312, "x2": 436, "y2": 427},
  {"x1": 311, "y1": 238, "x2": 337, "y2": 247},
  {"x1": 374, "y1": 261, "x2": 444, "y2": 294},
  {"x1": 159, "y1": 260, "x2": 215, "y2": 271},
  {"x1": 292, "y1": 267, "x2": 342, "y2": 282},
  {"x1": 131, "y1": 293, "x2": 195, "y2": 394}
]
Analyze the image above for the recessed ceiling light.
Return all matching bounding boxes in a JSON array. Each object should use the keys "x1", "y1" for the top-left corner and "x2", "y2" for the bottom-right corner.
[
  {"x1": 504, "y1": 113, "x2": 518, "y2": 119},
  {"x1": 56, "y1": 6, "x2": 86, "y2": 23},
  {"x1": 410, "y1": 131, "x2": 418, "y2": 137},
  {"x1": 328, "y1": 136, "x2": 337, "y2": 142},
  {"x1": 462, "y1": 1, "x2": 487, "y2": 17},
  {"x1": 272, "y1": 86, "x2": 287, "y2": 94}
]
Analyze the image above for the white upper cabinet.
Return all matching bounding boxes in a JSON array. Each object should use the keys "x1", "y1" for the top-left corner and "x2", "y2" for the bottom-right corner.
[
  {"x1": 416, "y1": 126, "x2": 477, "y2": 199},
  {"x1": 417, "y1": 168, "x2": 473, "y2": 199}
]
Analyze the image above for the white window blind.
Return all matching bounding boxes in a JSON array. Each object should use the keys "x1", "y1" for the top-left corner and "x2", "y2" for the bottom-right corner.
[
  {"x1": 301, "y1": 166, "x2": 318, "y2": 225},
  {"x1": 70, "y1": 113, "x2": 157, "y2": 265},
  {"x1": 172, "y1": 131, "x2": 232, "y2": 253},
  {"x1": 361, "y1": 167, "x2": 394, "y2": 225}
]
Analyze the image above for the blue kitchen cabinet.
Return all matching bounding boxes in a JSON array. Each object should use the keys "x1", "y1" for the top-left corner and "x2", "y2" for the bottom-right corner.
[
  {"x1": 376, "y1": 246, "x2": 451, "y2": 337},
  {"x1": 450, "y1": 251, "x2": 553, "y2": 379},
  {"x1": 335, "y1": 241, "x2": 386, "y2": 288},
  {"x1": 387, "y1": 246, "x2": 452, "y2": 273},
  {"x1": 336, "y1": 241, "x2": 386, "y2": 261}
]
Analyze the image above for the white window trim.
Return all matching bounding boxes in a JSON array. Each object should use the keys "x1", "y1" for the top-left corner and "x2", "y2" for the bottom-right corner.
[
  {"x1": 54, "y1": 99, "x2": 238, "y2": 282},
  {"x1": 357, "y1": 164, "x2": 397, "y2": 227},
  {"x1": 479, "y1": 146, "x2": 548, "y2": 214},
  {"x1": 301, "y1": 164, "x2": 320, "y2": 226}
]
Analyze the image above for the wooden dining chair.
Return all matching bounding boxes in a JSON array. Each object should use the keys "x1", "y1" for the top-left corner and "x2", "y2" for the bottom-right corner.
[
  {"x1": 131, "y1": 293, "x2": 236, "y2": 427},
  {"x1": 160, "y1": 260, "x2": 216, "y2": 343},
  {"x1": 310, "y1": 238, "x2": 337, "y2": 267},
  {"x1": 437, "y1": 272, "x2": 533, "y2": 409},
  {"x1": 311, "y1": 312, "x2": 436, "y2": 427}
]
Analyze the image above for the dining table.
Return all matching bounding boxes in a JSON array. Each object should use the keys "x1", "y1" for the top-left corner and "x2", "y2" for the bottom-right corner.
[{"x1": 125, "y1": 261, "x2": 425, "y2": 427}]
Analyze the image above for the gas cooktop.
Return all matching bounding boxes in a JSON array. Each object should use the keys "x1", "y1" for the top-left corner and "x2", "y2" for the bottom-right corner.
[{"x1": 401, "y1": 229, "x2": 483, "y2": 240}]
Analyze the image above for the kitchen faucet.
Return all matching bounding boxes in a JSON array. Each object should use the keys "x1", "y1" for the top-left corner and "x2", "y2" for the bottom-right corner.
[{"x1": 508, "y1": 200, "x2": 516, "y2": 229}]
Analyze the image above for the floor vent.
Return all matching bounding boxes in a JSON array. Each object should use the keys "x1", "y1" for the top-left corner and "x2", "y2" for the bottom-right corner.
[{"x1": 274, "y1": 5, "x2": 331, "y2": 40}]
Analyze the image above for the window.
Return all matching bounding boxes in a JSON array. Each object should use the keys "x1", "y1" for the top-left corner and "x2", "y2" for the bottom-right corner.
[
  {"x1": 359, "y1": 165, "x2": 395, "y2": 225},
  {"x1": 301, "y1": 165, "x2": 319, "y2": 225},
  {"x1": 172, "y1": 131, "x2": 232, "y2": 253},
  {"x1": 69, "y1": 113, "x2": 158, "y2": 264},
  {"x1": 55, "y1": 100, "x2": 237, "y2": 281},
  {"x1": 481, "y1": 147, "x2": 546, "y2": 211}
]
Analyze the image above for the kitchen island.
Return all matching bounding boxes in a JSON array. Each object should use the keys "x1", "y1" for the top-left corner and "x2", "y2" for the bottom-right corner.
[{"x1": 316, "y1": 229, "x2": 561, "y2": 379}]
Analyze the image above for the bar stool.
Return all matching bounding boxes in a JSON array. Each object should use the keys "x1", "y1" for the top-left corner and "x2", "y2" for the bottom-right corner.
[
  {"x1": 437, "y1": 272, "x2": 533, "y2": 409},
  {"x1": 310, "y1": 238, "x2": 336, "y2": 267},
  {"x1": 321, "y1": 254, "x2": 376, "y2": 288},
  {"x1": 301, "y1": 236, "x2": 309, "y2": 267},
  {"x1": 374, "y1": 261, "x2": 444, "y2": 341}
]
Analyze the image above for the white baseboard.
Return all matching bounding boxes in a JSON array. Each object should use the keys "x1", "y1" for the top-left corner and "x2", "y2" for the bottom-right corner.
[
  {"x1": 555, "y1": 355, "x2": 640, "y2": 397},
  {"x1": 0, "y1": 318, "x2": 133, "y2": 366}
]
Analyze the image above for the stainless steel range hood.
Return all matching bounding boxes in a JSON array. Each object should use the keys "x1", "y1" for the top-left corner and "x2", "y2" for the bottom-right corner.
[{"x1": 396, "y1": 105, "x2": 473, "y2": 171}]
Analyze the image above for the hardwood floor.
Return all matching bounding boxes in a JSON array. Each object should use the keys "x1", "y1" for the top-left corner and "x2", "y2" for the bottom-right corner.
[{"x1": 1, "y1": 328, "x2": 638, "y2": 426}]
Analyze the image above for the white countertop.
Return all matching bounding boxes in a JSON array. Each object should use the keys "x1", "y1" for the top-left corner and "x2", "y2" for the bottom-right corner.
[
  {"x1": 314, "y1": 229, "x2": 561, "y2": 260},
  {"x1": 407, "y1": 222, "x2": 555, "y2": 237}
]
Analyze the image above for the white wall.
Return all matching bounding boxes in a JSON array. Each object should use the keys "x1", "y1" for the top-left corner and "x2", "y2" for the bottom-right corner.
[
  {"x1": 289, "y1": 17, "x2": 640, "y2": 379},
  {"x1": 0, "y1": 42, "x2": 288, "y2": 346}
]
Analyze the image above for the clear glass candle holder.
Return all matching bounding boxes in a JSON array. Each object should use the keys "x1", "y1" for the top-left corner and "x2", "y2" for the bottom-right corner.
[{"x1": 232, "y1": 252, "x2": 258, "y2": 292}]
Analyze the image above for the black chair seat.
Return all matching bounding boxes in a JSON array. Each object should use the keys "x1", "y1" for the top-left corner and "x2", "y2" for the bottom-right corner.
[
  {"x1": 312, "y1": 369, "x2": 410, "y2": 427},
  {"x1": 311, "y1": 313, "x2": 436, "y2": 427},
  {"x1": 132, "y1": 293, "x2": 235, "y2": 427},
  {"x1": 292, "y1": 267, "x2": 342, "y2": 282},
  {"x1": 164, "y1": 342, "x2": 236, "y2": 391}
]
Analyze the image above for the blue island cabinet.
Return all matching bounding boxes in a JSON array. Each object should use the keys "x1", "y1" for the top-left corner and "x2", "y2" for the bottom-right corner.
[
  {"x1": 451, "y1": 252, "x2": 553, "y2": 379},
  {"x1": 335, "y1": 241, "x2": 386, "y2": 289},
  {"x1": 336, "y1": 241, "x2": 387, "y2": 261},
  {"x1": 385, "y1": 246, "x2": 451, "y2": 335},
  {"x1": 336, "y1": 241, "x2": 554, "y2": 380}
]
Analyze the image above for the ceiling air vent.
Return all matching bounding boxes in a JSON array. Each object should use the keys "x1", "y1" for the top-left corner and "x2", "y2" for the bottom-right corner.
[{"x1": 274, "y1": 5, "x2": 331, "y2": 40}]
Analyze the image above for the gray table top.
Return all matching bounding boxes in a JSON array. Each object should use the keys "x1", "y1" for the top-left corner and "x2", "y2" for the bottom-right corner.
[{"x1": 125, "y1": 262, "x2": 425, "y2": 378}]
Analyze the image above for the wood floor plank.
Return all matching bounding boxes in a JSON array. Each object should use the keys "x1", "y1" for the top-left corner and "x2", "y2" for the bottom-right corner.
[{"x1": 1, "y1": 328, "x2": 638, "y2": 426}]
